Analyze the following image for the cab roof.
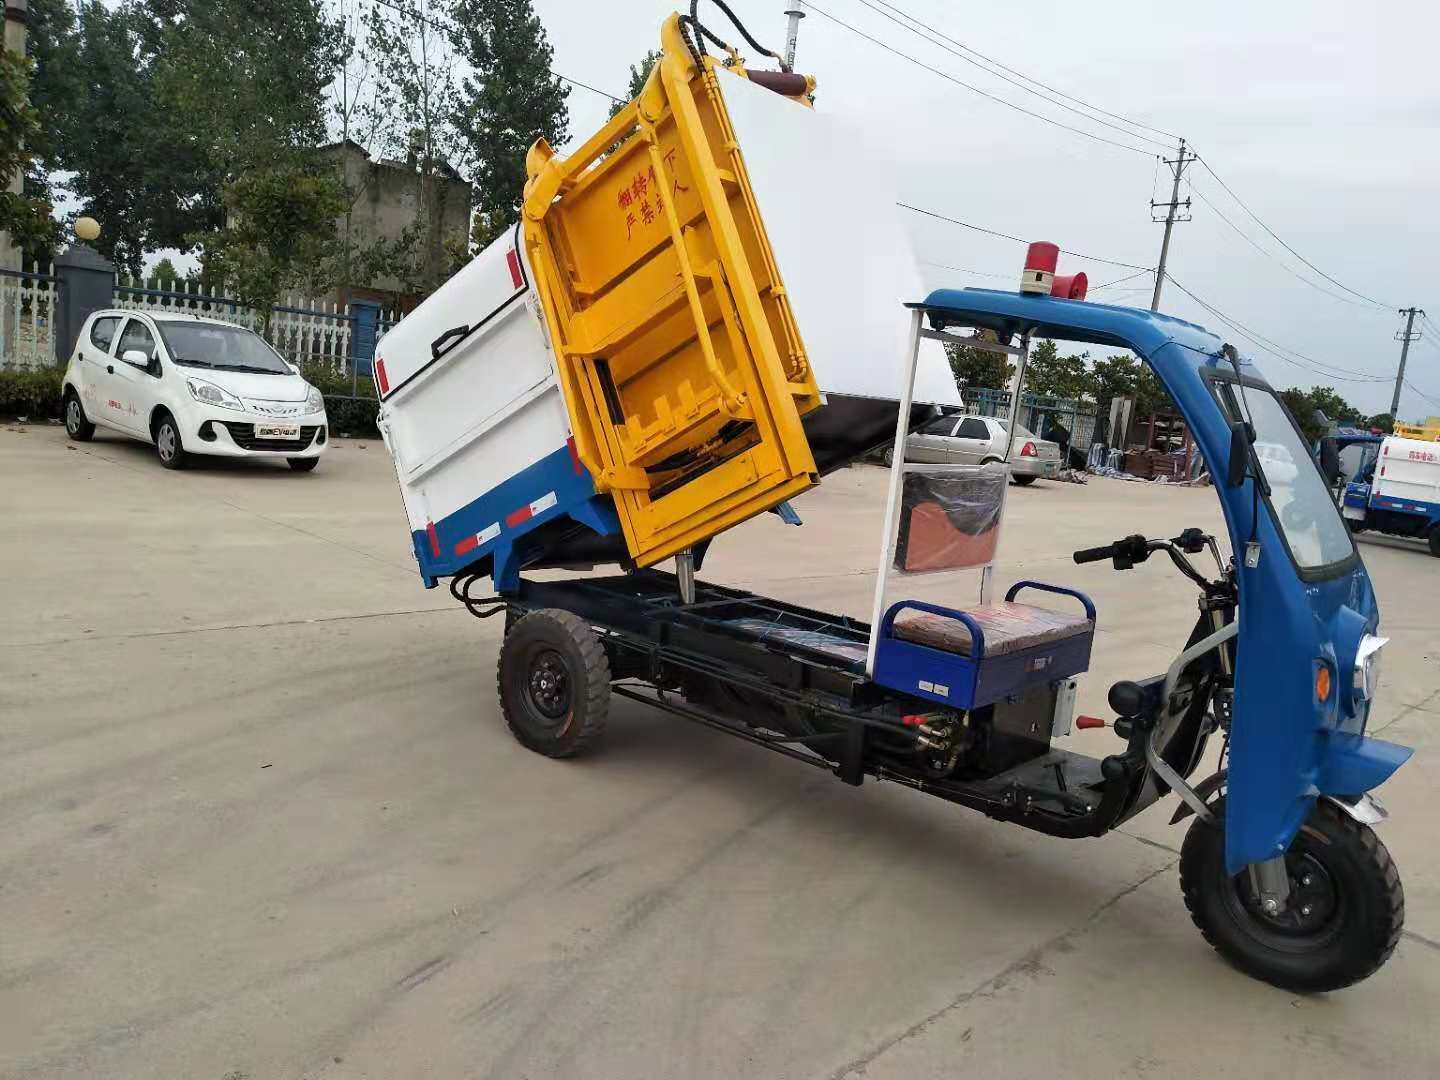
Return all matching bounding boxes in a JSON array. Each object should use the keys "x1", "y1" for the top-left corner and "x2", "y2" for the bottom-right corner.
[{"x1": 915, "y1": 287, "x2": 1229, "y2": 368}]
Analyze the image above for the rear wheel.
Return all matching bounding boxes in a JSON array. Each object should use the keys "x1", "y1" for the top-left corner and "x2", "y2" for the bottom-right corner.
[
  {"x1": 154, "y1": 413, "x2": 188, "y2": 470},
  {"x1": 64, "y1": 392, "x2": 95, "y2": 441},
  {"x1": 882, "y1": 446, "x2": 896, "y2": 468},
  {"x1": 1012, "y1": 475, "x2": 1037, "y2": 486},
  {"x1": 1180, "y1": 799, "x2": 1403, "y2": 992},
  {"x1": 288, "y1": 457, "x2": 319, "y2": 472},
  {"x1": 498, "y1": 609, "x2": 609, "y2": 757},
  {"x1": 1428, "y1": 525, "x2": 1440, "y2": 557}
]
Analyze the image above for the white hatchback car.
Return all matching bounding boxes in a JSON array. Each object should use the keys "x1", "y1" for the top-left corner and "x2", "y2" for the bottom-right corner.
[{"x1": 62, "y1": 310, "x2": 328, "y2": 471}]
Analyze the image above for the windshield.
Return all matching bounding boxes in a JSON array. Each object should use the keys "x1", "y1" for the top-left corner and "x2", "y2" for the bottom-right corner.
[
  {"x1": 159, "y1": 322, "x2": 293, "y2": 374},
  {"x1": 1339, "y1": 442, "x2": 1379, "y2": 483},
  {"x1": 1216, "y1": 379, "x2": 1354, "y2": 572}
]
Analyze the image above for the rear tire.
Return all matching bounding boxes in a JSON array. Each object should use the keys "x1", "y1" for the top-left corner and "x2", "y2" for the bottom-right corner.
[
  {"x1": 288, "y1": 457, "x2": 319, "y2": 472},
  {"x1": 64, "y1": 391, "x2": 95, "y2": 441},
  {"x1": 498, "y1": 609, "x2": 609, "y2": 758},
  {"x1": 154, "y1": 413, "x2": 187, "y2": 470},
  {"x1": 1180, "y1": 799, "x2": 1403, "y2": 992},
  {"x1": 882, "y1": 447, "x2": 896, "y2": 468},
  {"x1": 1428, "y1": 526, "x2": 1440, "y2": 557},
  {"x1": 1013, "y1": 475, "x2": 1037, "y2": 486}
]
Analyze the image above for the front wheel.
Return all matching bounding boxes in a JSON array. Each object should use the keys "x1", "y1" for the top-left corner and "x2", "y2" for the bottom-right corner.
[
  {"x1": 1180, "y1": 799, "x2": 1403, "y2": 992},
  {"x1": 154, "y1": 413, "x2": 188, "y2": 470},
  {"x1": 288, "y1": 457, "x2": 319, "y2": 472}
]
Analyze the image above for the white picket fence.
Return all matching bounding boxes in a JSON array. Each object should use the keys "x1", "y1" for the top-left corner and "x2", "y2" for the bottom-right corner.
[
  {"x1": 114, "y1": 278, "x2": 396, "y2": 374},
  {"x1": 0, "y1": 267, "x2": 58, "y2": 371}
]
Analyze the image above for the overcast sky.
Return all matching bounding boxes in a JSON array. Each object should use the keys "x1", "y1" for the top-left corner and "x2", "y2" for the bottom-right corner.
[{"x1": 531, "y1": 0, "x2": 1440, "y2": 420}]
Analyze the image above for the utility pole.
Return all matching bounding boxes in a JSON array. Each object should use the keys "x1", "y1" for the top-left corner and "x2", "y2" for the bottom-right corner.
[
  {"x1": 1149, "y1": 137, "x2": 1196, "y2": 311},
  {"x1": 783, "y1": 3, "x2": 805, "y2": 70},
  {"x1": 1390, "y1": 307, "x2": 1424, "y2": 420}
]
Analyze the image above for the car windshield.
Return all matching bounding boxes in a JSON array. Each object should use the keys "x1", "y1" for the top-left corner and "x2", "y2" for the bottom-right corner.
[
  {"x1": 1216, "y1": 379, "x2": 1354, "y2": 572},
  {"x1": 159, "y1": 322, "x2": 292, "y2": 374}
]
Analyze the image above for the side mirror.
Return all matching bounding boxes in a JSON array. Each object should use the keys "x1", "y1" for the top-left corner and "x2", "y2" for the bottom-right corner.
[
  {"x1": 1227, "y1": 420, "x2": 1253, "y2": 487},
  {"x1": 121, "y1": 348, "x2": 149, "y2": 368},
  {"x1": 1317, "y1": 437, "x2": 1340, "y2": 484}
]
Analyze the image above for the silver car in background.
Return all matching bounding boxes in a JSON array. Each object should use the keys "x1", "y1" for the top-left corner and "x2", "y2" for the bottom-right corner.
[{"x1": 885, "y1": 414, "x2": 1063, "y2": 485}]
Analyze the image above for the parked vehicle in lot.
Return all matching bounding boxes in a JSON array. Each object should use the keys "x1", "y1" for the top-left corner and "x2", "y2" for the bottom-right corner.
[
  {"x1": 1328, "y1": 432, "x2": 1440, "y2": 555},
  {"x1": 62, "y1": 310, "x2": 328, "y2": 471},
  {"x1": 884, "y1": 413, "x2": 1063, "y2": 484}
]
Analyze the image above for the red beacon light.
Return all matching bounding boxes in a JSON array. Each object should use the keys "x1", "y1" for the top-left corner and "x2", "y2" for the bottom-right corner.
[{"x1": 1019, "y1": 241, "x2": 1088, "y2": 301}]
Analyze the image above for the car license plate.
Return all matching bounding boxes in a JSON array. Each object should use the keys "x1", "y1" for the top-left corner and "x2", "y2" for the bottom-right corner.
[{"x1": 255, "y1": 422, "x2": 301, "y2": 440}]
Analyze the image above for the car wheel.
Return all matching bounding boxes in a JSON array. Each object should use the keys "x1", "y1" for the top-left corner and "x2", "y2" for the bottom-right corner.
[
  {"x1": 882, "y1": 446, "x2": 895, "y2": 468},
  {"x1": 64, "y1": 391, "x2": 95, "y2": 441},
  {"x1": 154, "y1": 413, "x2": 188, "y2": 470},
  {"x1": 1013, "y1": 475, "x2": 1037, "y2": 486},
  {"x1": 1428, "y1": 525, "x2": 1440, "y2": 558},
  {"x1": 288, "y1": 457, "x2": 319, "y2": 472}
]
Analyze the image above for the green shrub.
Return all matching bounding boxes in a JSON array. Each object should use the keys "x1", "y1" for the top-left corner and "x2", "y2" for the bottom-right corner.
[
  {"x1": 0, "y1": 366, "x2": 64, "y2": 419},
  {"x1": 323, "y1": 394, "x2": 379, "y2": 437}
]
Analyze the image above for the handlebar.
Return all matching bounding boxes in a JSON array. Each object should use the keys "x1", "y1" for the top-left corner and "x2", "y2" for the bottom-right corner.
[
  {"x1": 1073, "y1": 544, "x2": 1120, "y2": 565},
  {"x1": 1073, "y1": 530, "x2": 1226, "y2": 592}
]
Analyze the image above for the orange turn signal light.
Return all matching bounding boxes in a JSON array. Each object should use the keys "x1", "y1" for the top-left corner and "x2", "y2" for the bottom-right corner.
[{"x1": 1316, "y1": 665, "x2": 1332, "y2": 703}]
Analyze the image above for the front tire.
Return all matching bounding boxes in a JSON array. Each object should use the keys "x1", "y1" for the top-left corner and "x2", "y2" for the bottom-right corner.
[
  {"x1": 154, "y1": 413, "x2": 188, "y2": 470},
  {"x1": 64, "y1": 392, "x2": 95, "y2": 441},
  {"x1": 288, "y1": 457, "x2": 319, "y2": 472},
  {"x1": 1180, "y1": 799, "x2": 1403, "y2": 992},
  {"x1": 498, "y1": 609, "x2": 610, "y2": 758}
]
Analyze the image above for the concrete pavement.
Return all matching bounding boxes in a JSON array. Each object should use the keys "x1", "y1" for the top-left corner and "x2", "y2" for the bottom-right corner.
[{"x1": 2, "y1": 423, "x2": 1437, "y2": 1079}]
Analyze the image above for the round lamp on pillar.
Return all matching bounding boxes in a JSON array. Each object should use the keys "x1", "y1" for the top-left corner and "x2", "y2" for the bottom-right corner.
[{"x1": 74, "y1": 216, "x2": 101, "y2": 242}]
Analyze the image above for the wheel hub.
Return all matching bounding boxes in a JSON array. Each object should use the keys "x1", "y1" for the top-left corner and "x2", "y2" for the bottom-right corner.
[
  {"x1": 1235, "y1": 852, "x2": 1340, "y2": 938},
  {"x1": 527, "y1": 650, "x2": 570, "y2": 719}
]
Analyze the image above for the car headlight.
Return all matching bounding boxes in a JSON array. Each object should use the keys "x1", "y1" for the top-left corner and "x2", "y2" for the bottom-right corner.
[
  {"x1": 305, "y1": 385, "x2": 325, "y2": 413},
  {"x1": 186, "y1": 378, "x2": 246, "y2": 411},
  {"x1": 1354, "y1": 634, "x2": 1388, "y2": 701}
]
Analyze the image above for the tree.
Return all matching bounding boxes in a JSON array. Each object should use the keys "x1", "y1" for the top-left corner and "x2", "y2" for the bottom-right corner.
[
  {"x1": 141, "y1": 0, "x2": 343, "y2": 246},
  {"x1": 609, "y1": 49, "x2": 659, "y2": 119},
  {"x1": 1024, "y1": 340, "x2": 1096, "y2": 399},
  {"x1": 1278, "y1": 385, "x2": 1363, "y2": 443},
  {"x1": 946, "y1": 343, "x2": 1012, "y2": 392},
  {"x1": 449, "y1": 0, "x2": 570, "y2": 249},
  {"x1": 357, "y1": 0, "x2": 463, "y2": 291},
  {"x1": 0, "y1": 49, "x2": 59, "y2": 256},
  {"x1": 200, "y1": 166, "x2": 348, "y2": 325},
  {"x1": 1365, "y1": 413, "x2": 1395, "y2": 435},
  {"x1": 149, "y1": 256, "x2": 180, "y2": 285}
]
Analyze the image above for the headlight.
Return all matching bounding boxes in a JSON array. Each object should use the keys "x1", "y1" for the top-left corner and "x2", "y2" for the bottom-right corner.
[
  {"x1": 186, "y1": 378, "x2": 245, "y2": 411},
  {"x1": 1354, "y1": 634, "x2": 1388, "y2": 701},
  {"x1": 305, "y1": 385, "x2": 325, "y2": 413}
]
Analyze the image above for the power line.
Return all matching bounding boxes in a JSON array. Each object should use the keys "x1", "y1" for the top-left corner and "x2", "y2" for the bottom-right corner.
[
  {"x1": 368, "y1": 0, "x2": 624, "y2": 103},
  {"x1": 1167, "y1": 277, "x2": 1391, "y2": 385},
  {"x1": 1405, "y1": 380, "x2": 1440, "y2": 411},
  {"x1": 895, "y1": 202, "x2": 1152, "y2": 270},
  {"x1": 1090, "y1": 269, "x2": 1153, "y2": 291},
  {"x1": 1188, "y1": 184, "x2": 1377, "y2": 310},
  {"x1": 865, "y1": 0, "x2": 1179, "y2": 141},
  {"x1": 802, "y1": 2, "x2": 1158, "y2": 157},
  {"x1": 1195, "y1": 157, "x2": 1391, "y2": 310},
  {"x1": 846, "y1": 0, "x2": 1173, "y2": 152}
]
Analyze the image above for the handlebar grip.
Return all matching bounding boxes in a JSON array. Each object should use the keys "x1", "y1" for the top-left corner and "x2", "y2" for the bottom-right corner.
[{"x1": 1073, "y1": 545, "x2": 1115, "y2": 565}]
